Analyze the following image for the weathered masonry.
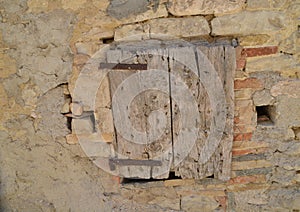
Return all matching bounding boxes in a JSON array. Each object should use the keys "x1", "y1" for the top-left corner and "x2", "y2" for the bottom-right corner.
[{"x1": 1, "y1": 0, "x2": 300, "y2": 211}]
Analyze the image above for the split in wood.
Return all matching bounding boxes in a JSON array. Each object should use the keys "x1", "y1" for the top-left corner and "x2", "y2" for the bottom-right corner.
[{"x1": 109, "y1": 158, "x2": 162, "y2": 171}]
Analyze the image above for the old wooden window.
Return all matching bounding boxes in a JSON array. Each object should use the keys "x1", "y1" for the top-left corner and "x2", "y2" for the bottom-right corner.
[{"x1": 74, "y1": 40, "x2": 235, "y2": 181}]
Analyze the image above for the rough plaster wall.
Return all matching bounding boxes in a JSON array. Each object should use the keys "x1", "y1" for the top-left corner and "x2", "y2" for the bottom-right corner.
[{"x1": 0, "y1": 0, "x2": 300, "y2": 211}]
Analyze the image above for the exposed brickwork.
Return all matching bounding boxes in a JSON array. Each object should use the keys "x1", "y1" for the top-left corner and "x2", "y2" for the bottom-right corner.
[
  {"x1": 234, "y1": 78, "x2": 264, "y2": 90},
  {"x1": 244, "y1": 46, "x2": 278, "y2": 57},
  {"x1": 228, "y1": 175, "x2": 266, "y2": 184},
  {"x1": 235, "y1": 46, "x2": 278, "y2": 71},
  {"x1": 1, "y1": 0, "x2": 300, "y2": 211},
  {"x1": 234, "y1": 133, "x2": 253, "y2": 141}
]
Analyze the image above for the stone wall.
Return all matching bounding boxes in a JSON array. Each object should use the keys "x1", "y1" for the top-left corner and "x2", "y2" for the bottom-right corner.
[{"x1": 0, "y1": 0, "x2": 299, "y2": 211}]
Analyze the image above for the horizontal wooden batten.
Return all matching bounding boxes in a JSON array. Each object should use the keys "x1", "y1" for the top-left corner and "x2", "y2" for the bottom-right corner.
[
  {"x1": 99, "y1": 63, "x2": 148, "y2": 70},
  {"x1": 109, "y1": 158, "x2": 162, "y2": 171}
]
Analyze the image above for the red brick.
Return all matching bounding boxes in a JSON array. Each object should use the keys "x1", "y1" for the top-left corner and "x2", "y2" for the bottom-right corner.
[
  {"x1": 234, "y1": 133, "x2": 244, "y2": 141},
  {"x1": 112, "y1": 176, "x2": 121, "y2": 184},
  {"x1": 244, "y1": 46, "x2": 278, "y2": 57},
  {"x1": 234, "y1": 78, "x2": 264, "y2": 90},
  {"x1": 233, "y1": 133, "x2": 253, "y2": 141},
  {"x1": 243, "y1": 133, "x2": 253, "y2": 141},
  {"x1": 236, "y1": 47, "x2": 247, "y2": 70},
  {"x1": 232, "y1": 147, "x2": 268, "y2": 156},
  {"x1": 228, "y1": 175, "x2": 266, "y2": 185},
  {"x1": 215, "y1": 196, "x2": 227, "y2": 211},
  {"x1": 234, "y1": 117, "x2": 240, "y2": 125},
  {"x1": 234, "y1": 125, "x2": 246, "y2": 133}
]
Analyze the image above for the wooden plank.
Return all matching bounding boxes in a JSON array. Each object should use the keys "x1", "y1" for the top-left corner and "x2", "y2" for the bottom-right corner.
[
  {"x1": 107, "y1": 48, "x2": 152, "y2": 178},
  {"x1": 219, "y1": 45, "x2": 235, "y2": 180},
  {"x1": 137, "y1": 48, "x2": 173, "y2": 179},
  {"x1": 168, "y1": 46, "x2": 202, "y2": 179},
  {"x1": 170, "y1": 44, "x2": 234, "y2": 180}
]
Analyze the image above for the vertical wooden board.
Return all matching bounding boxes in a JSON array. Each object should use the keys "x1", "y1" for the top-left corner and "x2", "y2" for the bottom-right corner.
[
  {"x1": 198, "y1": 45, "x2": 234, "y2": 181},
  {"x1": 219, "y1": 46, "x2": 235, "y2": 180},
  {"x1": 169, "y1": 47, "x2": 201, "y2": 178},
  {"x1": 108, "y1": 69, "x2": 151, "y2": 178},
  {"x1": 169, "y1": 46, "x2": 213, "y2": 179},
  {"x1": 137, "y1": 49, "x2": 173, "y2": 179},
  {"x1": 107, "y1": 49, "x2": 151, "y2": 178},
  {"x1": 171, "y1": 44, "x2": 234, "y2": 180}
]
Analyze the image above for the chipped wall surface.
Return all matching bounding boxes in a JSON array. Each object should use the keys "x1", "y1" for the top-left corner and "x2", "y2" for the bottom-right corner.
[{"x1": 0, "y1": 0, "x2": 300, "y2": 211}]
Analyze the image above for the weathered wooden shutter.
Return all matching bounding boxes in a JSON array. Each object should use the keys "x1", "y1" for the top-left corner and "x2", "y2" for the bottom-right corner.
[{"x1": 96, "y1": 40, "x2": 235, "y2": 180}]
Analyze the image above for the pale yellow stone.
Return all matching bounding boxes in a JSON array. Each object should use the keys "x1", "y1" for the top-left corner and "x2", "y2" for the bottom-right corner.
[
  {"x1": 121, "y1": 3, "x2": 168, "y2": 25},
  {"x1": 91, "y1": 0, "x2": 110, "y2": 10},
  {"x1": 232, "y1": 141, "x2": 269, "y2": 149},
  {"x1": 247, "y1": 0, "x2": 270, "y2": 10},
  {"x1": 181, "y1": 195, "x2": 219, "y2": 212},
  {"x1": 234, "y1": 89, "x2": 254, "y2": 100},
  {"x1": 168, "y1": 0, "x2": 245, "y2": 16},
  {"x1": 75, "y1": 41, "x2": 104, "y2": 56},
  {"x1": 114, "y1": 23, "x2": 150, "y2": 41},
  {"x1": 246, "y1": 54, "x2": 299, "y2": 74},
  {"x1": 164, "y1": 179, "x2": 195, "y2": 187},
  {"x1": 232, "y1": 160, "x2": 272, "y2": 170},
  {"x1": 115, "y1": 16, "x2": 210, "y2": 41},
  {"x1": 286, "y1": 128, "x2": 295, "y2": 140},
  {"x1": 66, "y1": 134, "x2": 78, "y2": 145},
  {"x1": 0, "y1": 84, "x2": 8, "y2": 108},
  {"x1": 212, "y1": 11, "x2": 290, "y2": 36},
  {"x1": 271, "y1": 80, "x2": 300, "y2": 98},
  {"x1": 61, "y1": 102, "x2": 70, "y2": 114},
  {"x1": 227, "y1": 183, "x2": 270, "y2": 192},
  {"x1": 101, "y1": 133, "x2": 113, "y2": 143},
  {"x1": 62, "y1": 0, "x2": 87, "y2": 11},
  {"x1": 0, "y1": 53, "x2": 16, "y2": 78},
  {"x1": 149, "y1": 16, "x2": 210, "y2": 38},
  {"x1": 22, "y1": 88, "x2": 38, "y2": 108},
  {"x1": 27, "y1": 0, "x2": 49, "y2": 13},
  {"x1": 239, "y1": 35, "x2": 271, "y2": 47}
]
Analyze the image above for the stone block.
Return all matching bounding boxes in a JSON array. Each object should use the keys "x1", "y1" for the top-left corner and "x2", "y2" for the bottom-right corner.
[
  {"x1": 212, "y1": 11, "x2": 289, "y2": 36},
  {"x1": 276, "y1": 96, "x2": 300, "y2": 128},
  {"x1": 253, "y1": 90, "x2": 275, "y2": 106},
  {"x1": 181, "y1": 195, "x2": 219, "y2": 212},
  {"x1": 115, "y1": 16, "x2": 210, "y2": 40},
  {"x1": 62, "y1": 0, "x2": 87, "y2": 10},
  {"x1": 167, "y1": 0, "x2": 245, "y2": 16},
  {"x1": 66, "y1": 134, "x2": 78, "y2": 145},
  {"x1": 121, "y1": 3, "x2": 168, "y2": 25},
  {"x1": 149, "y1": 16, "x2": 210, "y2": 38},
  {"x1": 234, "y1": 89, "x2": 254, "y2": 100},
  {"x1": 246, "y1": 55, "x2": 298, "y2": 74},
  {"x1": 114, "y1": 23, "x2": 150, "y2": 41},
  {"x1": 232, "y1": 160, "x2": 272, "y2": 170},
  {"x1": 0, "y1": 53, "x2": 16, "y2": 78},
  {"x1": 234, "y1": 78, "x2": 264, "y2": 90},
  {"x1": 271, "y1": 80, "x2": 300, "y2": 98},
  {"x1": 72, "y1": 117, "x2": 94, "y2": 134},
  {"x1": 239, "y1": 35, "x2": 271, "y2": 47},
  {"x1": 247, "y1": 0, "x2": 270, "y2": 10}
]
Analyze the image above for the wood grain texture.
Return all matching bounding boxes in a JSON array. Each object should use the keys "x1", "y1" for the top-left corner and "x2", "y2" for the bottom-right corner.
[{"x1": 100, "y1": 41, "x2": 235, "y2": 180}]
